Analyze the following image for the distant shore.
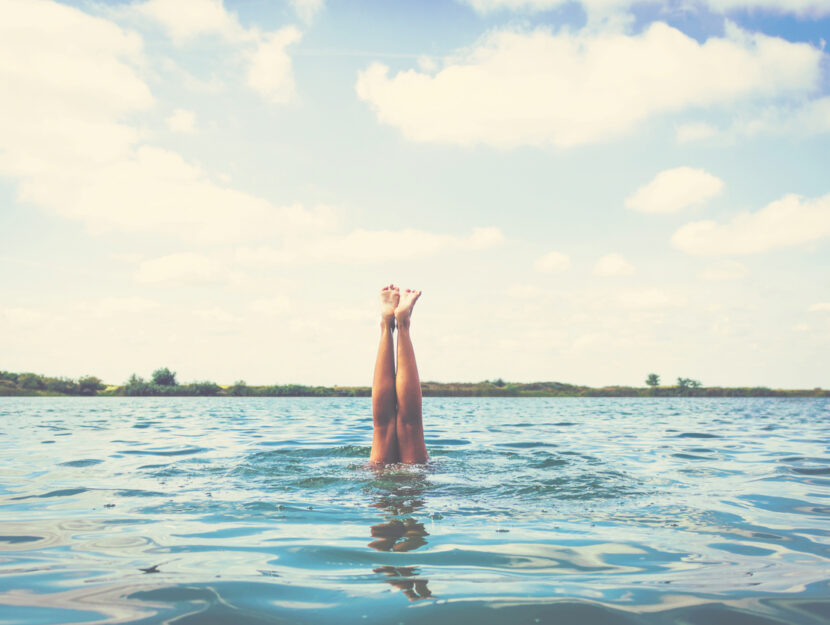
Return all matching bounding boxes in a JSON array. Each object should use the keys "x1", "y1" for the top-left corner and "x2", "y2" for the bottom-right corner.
[{"x1": 1, "y1": 370, "x2": 827, "y2": 398}]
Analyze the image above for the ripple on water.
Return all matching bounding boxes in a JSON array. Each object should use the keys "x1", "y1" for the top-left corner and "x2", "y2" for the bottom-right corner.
[
  {"x1": 120, "y1": 447, "x2": 207, "y2": 457},
  {"x1": 59, "y1": 459, "x2": 104, "y2": 468},
  {"x1": 1, "y1": 396, "x2": 829, "y2": 625}
]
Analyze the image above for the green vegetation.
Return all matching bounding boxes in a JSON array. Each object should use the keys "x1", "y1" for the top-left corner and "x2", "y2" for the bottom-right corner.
[
  {"x1": 151, "y1": 367, "x2": 177, "y2": 387},
  {"x1": 1, "y1": 369, "x2": 827, "y2": 398},
  {"x1": 0, "y1": 371, "x2": 105, "y2": 396}
]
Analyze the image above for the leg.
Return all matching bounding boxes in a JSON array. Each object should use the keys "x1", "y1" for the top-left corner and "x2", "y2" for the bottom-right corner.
[
  {"x1": 370, "y1": 285, "x2": 399, "y2": 463},
  {"x1": 395, "y1": 289, "x2": 428, "y2": 464}
]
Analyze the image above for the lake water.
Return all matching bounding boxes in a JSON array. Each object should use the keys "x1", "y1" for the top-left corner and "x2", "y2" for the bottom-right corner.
[{"x1": 1, "y1": 397, "x2": 829, "y2": 625}]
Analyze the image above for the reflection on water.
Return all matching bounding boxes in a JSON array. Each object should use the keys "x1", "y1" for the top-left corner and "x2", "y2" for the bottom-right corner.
[
  {"x1": 368, "y1": 468, "x2": 433, "y2": 600},
  {"x1": 1, "y1": 397, "x2": 829, "y2": 624}
]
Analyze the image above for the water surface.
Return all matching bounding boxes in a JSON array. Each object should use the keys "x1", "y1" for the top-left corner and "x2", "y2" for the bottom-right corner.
[{"x1": 1, "y1": 397, "x2": 829, "y2": 624}]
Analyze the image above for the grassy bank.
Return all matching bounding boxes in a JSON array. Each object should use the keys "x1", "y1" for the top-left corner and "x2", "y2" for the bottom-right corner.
[{"x1": 2, "y1": 369, "x2": 827, "y2": 398}]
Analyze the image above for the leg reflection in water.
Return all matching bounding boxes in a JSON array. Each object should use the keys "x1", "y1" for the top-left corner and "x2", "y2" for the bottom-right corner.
[{"x1": 367, "y1": 470, "x2": 433, "y2": 601}]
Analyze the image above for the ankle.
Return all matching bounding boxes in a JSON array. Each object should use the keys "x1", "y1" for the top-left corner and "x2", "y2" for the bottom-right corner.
[{"x1": 381, "y1": 317, "x2": 396, "y2": 331}]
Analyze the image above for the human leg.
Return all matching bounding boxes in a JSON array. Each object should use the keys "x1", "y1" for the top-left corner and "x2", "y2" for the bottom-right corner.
[
  {"x1": 370, "y1": 285, "x2": 399, "y2": 463},
  {"x1": 395, "y1": 289, "x2": 428, "y2": 464}
]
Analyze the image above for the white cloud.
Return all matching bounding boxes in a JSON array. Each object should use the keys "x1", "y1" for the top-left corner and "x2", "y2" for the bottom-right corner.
[
  {"x1": 699, "y1": 260, "x2": 748, "y2": 280},
  {"x1": 706, "y1": 0, "x2": 830, "y2": 16},
  {"x1": 675, "y1": 97, "x2": 830, "y2": 142},
  {"x1": 625, "y1": 167, "x2": 724, "y2": 213},
  {"x1": 79, "y1": 297, "x2": 161, "y2": 317},
  {"x1": 135, "y1": 0, "x2": 248, "y2": 44},
  {"x1": 246, "y1": 27, "x2": 302, "y2": 104},
  {"x1": 507, "y1": 284, "x2": 545, "y2": 298},
  {"x1": 672, "y1": 192, "x2": 830, "y2": 255},
  {"x1": 235, "y1": 226, "x2": 504, "y2": 265},
  {"x1": 0, "y1": 1, "x2": 328, "y2": 244},
  {"x1": 458, "y1": 0, "x2": 830, "y2": 16},
  {"x1": 0, "y1": 0, "x2": 151, "y2": 179},
  {"x1": 291, "y1": 0, "x2": 324, "y2": 23},
  {"x1": 593, "y1": 253, "x2": 635, "y2": 276},
  {"x1": 356, "y1": 23, "x2": 821, "y2": 148},
  {"x1": 617, "y1": 288, "x2": 686, "y2": 309},
  {"x1": 460, "y1": 0, "x2": 571, "y2": 11},
  {"x1": 135, "y1": 253, "x2": 235, "y2": 285},
  {"x1": 135, "y1": 0, "x2": 301, "y2": 104},
  {"x1": 38, "y1": 145, "x2": 332, "y2": 242},
  {"x1": 675, "y1": 122, "x2": 718, "y2": 143},
  {"x1": 534, "y1": 250, "x2": 571, "y2": 272},
  {"x1": 194, "y1": 307, "x2": 240, "y2": 323},
  {"x1": 0, "y1": 306, "x2": 51, "y2": 328},
  {"x1": 808, "y1": 302, "x2": 830, "y2": 312},
  {"x1": 166, "y1": 108, "x2": 196, "y2": 133},
  {"x1": 249, "y1": 296, "x2": 291, "y2": 315},
  {"x1": 734, "y1": 96, "x2": 830, "y2": 137}
]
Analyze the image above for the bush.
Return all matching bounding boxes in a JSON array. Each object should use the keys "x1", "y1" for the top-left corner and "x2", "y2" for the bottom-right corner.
[
  {"x1": 18, "y1": 373, "x2": 45, "y2": 390},
  {"x1": 78, "y1": 376, "x2": 105, "y2": 396},
  {"x1": 184, "y1": 381, "x2": 221, "y2": 396},
  {"x1": 228, "y1": 380, "x2": 253, "y2": 396},
  {"x1": 45, "y1": 377, "x2": 79, "y2": 394},
  {"x1": 151, "y1": 367, "x2": 177, "y2": 387},
  {"x1": 125, "y1": 374, "x2": 153, "y2": 396}
]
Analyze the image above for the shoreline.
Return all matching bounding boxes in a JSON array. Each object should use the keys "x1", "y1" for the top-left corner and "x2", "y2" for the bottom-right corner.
[{"x1": 2, "y1": 378, "x2": 827, "y2": 398}]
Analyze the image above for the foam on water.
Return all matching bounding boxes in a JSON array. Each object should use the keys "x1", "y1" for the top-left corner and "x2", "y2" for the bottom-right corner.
[{"x1": 1, "y1": 397, "x2": 829, "y2": 624}]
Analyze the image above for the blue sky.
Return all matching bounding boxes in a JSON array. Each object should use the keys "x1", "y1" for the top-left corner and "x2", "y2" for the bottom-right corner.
[{"x1": 1, "y1": 0, "x2": 829, "y2": 388}]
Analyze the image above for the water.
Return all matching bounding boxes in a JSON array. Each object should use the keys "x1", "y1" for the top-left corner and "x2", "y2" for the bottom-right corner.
[{"x1": 1, "y1": 397, "x2": 829, "y2": 624}]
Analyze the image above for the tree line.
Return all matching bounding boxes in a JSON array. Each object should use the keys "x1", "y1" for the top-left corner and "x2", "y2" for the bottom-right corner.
[{"x1": 0, "y1": 368, "x2": 826, "y2": 398}]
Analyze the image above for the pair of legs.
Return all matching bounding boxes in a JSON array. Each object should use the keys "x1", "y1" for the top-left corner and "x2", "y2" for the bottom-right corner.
[{"x1": 370, "y1": 285, "x2": 428, "y2": 464}]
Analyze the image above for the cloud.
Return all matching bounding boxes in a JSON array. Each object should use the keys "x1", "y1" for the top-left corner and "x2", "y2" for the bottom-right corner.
[
  {"x1": 457, "y1": 0, "x2": 830, "y2": 16},
  {"x1": 134, "y1": 0, "x2": 247, "y2": 44},
  {"x1": 0, "y1": 0, "x2": 151, "y2": 179},
  {"x1": 246, "y1": 27, "x2": 302, "y2": 104},
  {"x1": 0, "y1": 306, "x2": 51, "y2": 328},
  {"x1": 166, "y1": 108, "x2": 196, "y2": 133},
  {"x1": 79, "y1": 297, "x2": 161, "y2": 317},
  {"x1": 459, "y1": 0, "x2": 573, "y2": 11},
  {"x1": 135, "y1": 0, "x2": 301, "y2": 104},
  {"x1": 194, "y1": 307, "x2": 240, "y2": 323},
  {"x1": 235, "y1": 227, "x2": 504, "y2": 265},
  {"x1": 616, "y1": 288, "x2": 686, "y2": 309},
  {"x1": 705, "y1": 0, "x2": 830, "y2": 16},
  {"x1": 698, "y1": 260, "x2": 748, "y2": 280},
  {"x1": 534, "y1": 251, "x2": 571, "y2": 272},
  {"x1": 507, "y1": 284, "x2": 545, "y2": 298},
  {"x1": 593, "y1": 253, "x2": 635, "y2": 276},
  {"x1": 250, "y1": 296, "x2": 292, "y2": 315},
  {"x1": 36, "y1": 145, "x2": 332, "y2": 242},
  {"x1": 135, "y1": 253, "x2": 236, "y2": 285},
  {"x1": 0, "y1": 2, "x2": 326, "y2": 243},
  {"x1": 356, "y1": 22, "x2": 821, "y2": 148},
  {"x1": 291, "y1": 0, "x2": 324, "y2": 23},
  {"x1": 625, "y1": 167, "x2": 724, "y2": 213},
  {"x1": 675, "y1": 122, "x2": 718, "y2": 143},
  {"x1": 672, "y1": 192, "x2": 830, "y2": 255},
  {"x1": 734, "y1": 96, "x2": 830, "y2": 137},
  {"x1": 808, "y1": 302, "x2": 830, "y2": 312},
  {"x1": 678, "y1": 96, "x2": 830, "y2": 142}
]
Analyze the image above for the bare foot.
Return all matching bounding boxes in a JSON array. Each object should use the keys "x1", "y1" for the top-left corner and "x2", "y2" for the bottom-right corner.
[
  {"x1": 380, "y1": 284, "x2": 400, "y2": 327},
  {"x1": 394, "y1": 289, "x2": 421, "y2": 329}
]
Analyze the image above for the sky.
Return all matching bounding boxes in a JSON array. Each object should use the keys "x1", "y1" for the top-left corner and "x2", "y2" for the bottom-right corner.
[{"x1": 1, "y1": 0, "x2": 829, "y2": 388}]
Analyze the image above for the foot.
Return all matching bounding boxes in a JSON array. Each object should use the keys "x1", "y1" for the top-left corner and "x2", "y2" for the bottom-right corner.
[
  {"x1": 394, "y1": 289, "x2": 421, "y2": 329},
  {"x1": 380, "y1": 284, "x2": 400, "y2": 327}
]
